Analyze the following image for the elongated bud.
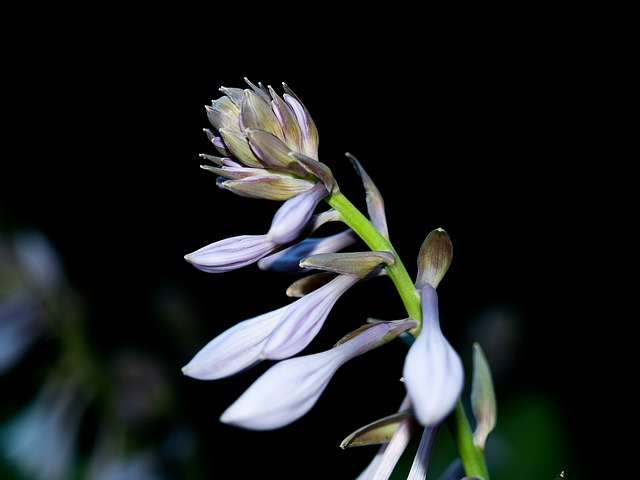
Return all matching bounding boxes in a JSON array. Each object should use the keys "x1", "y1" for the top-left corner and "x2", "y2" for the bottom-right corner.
[
  {"x1": 340, "y1": 411, "x2": 412, "y2": 448},
  {"x1": 346, "y1": 152, "x2": 389, "y2": 239},
  {"x1": 300, "y1": 251, "x2": 394, "y2": 278},
  {"x1": 415, "y1": 228, "x2": 453, "y2": 289},
  {"x1": 471, "y1": 342, "x2": 497, "y2": 449}
]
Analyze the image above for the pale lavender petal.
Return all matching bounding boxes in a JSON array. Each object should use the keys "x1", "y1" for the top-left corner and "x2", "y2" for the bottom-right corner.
[
  {"x1": 355, "y1": 394, "x2": 413, "y2": 480},
  {"x1": 181, "y1": 306, "x2": 287, "y2": 380},
  {"x1": 356, "y1": 418, "x2": 414, "y2": 480},
  {"x1": 184, "y1": 234, "x2": 279, "y2": 273},
  {"x1": 221, "y1": 321, "x2": 414, "y2": 430},
  {"x1": 267, "y1": 181, "x2": 329, "y2": 245},
  {"x1": 261, "y1": 274, "x2": 360, "y2": 360},
  {"x1": 258, "y1": 229, "x2": 357, "y2": 273},
  {"x1": 407, "y1": 425, "x2": 439, "y2": 480},
  {"x1": 403, "y1": 285, "x2": 464, "y2": 426},
  {"x1": 282, "y1": 85, "x2": 319, "y2": 160}
]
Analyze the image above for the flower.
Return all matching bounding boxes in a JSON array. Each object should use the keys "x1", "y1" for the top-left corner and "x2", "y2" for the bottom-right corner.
[
  {"x1": 266, "y1": 181, "x2": 329, "y2": 244},
  {"x1": 182, "y1": 267, "x2": 383, "y2": 380},
  {"x1": 220, "y1": 320, "x2": 417, "y2": 430},
  {"x1": 181, "y1": 306, "x2": 287, "y2": 380},
  {"x1": 403, "y1": 284, "x2": 464, "y2": 426},
  {"x1": 184, "y1": 234, "x2": 280, "y2": 273},
  {"x1": 182, "y1": 256, "x2": 391, "y2": 380},
  {"x1": 260, "y1": 273, "x2": 362, "y2": 360},
  {"x1": 202, "y1": 78, "x2": 336, "y2": 201}
]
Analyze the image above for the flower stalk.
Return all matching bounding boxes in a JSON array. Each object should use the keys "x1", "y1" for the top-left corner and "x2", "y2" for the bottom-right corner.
[
  {"x1": 325, "y1": 189, "x2": 489, "y2": 479},
  {"x1": 449, "y1": 401, "x2": 491, "y2": 479},
  {"x1": 324, "y1": 189, "x2": 422, "y2": 326}
]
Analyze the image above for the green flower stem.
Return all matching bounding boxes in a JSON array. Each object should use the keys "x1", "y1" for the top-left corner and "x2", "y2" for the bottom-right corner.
[
  {"x1": 324, "y1": 190, "x2": 421, "y2": 324},
  {"x1": 325, "y1": 189, "x2": 490, "y2": 480},
  {"x1": 448, "y1": 401, "x2": 491, "y2": 480}
]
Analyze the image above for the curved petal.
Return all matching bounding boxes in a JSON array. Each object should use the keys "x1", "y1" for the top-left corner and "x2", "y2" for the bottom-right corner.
[
  {"x1": 267, "y1": 181, "x2": 329, "y2": 245},
  {"x1": 221, "y1": 320, "x2": 415, "y2": 430},
  {"x1": 184, "y1": 234, "x2": 279, "y2": 273},
  {"x1": 205, "y1": 96, "x2": 241, "y2": 132},
  {"x1": 181, "y1": 306, "x2": 287, "y2": 380},
  {"x1": 239, "y1": 89, "x2": 284, "y2": 140},
  {"x1": 282, "y1": 84, "x2": 319, "y2": 160},
  {"x1": 261, "y1": 274, "x2": 360, "y2": 360},
  {"x1": 218, "y1": 175, "x2": 314, "y2": 201}
]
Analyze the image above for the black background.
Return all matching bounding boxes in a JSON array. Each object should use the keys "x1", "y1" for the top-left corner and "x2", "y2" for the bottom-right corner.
[{"x1": 2, "y1": 11, "x2": 629, "y2": 480}]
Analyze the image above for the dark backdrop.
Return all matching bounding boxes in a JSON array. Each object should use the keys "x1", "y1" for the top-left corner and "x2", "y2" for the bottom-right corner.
[{"x1": 2, "y1": 14, "x2": 627, "y2": 480}]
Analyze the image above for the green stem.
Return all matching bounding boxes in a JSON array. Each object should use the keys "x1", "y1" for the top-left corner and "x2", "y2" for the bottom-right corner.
[
  {"x1": 448, "y1": 401, "x2": 491, "y2": 479},
  {"x1": 324, "y1": 188, "x2": 490, "y2": 479},
  {"x1": 324, "y1": 190, "x2": 421, "y2": 324}
]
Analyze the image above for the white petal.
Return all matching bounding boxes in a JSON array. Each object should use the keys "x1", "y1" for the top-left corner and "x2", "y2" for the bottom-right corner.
[
  {"x1": 403, "y1": 285, "x2": 464, "y2": 426},
  {"x1": 182, "y1": 306, "x2": 286, "y2": 380},
  {"x1": 261, "y1": 274, "x2": 359, "y2": 360},
  {"x1": 266, "y1": 182, "x2": 328, "y2": 245},
  {"x1": 221, "y1": 321, "x2": 412, "y2": 430},
  {"x1": 407, "y1": 425, "x2": 439, "y2": 480},
  {"x1": 219, "y1": 348, "x2": 342, "y2": 430},
  {"x1": 184, "y1": 234, "x2": 278, "y2": 273}
]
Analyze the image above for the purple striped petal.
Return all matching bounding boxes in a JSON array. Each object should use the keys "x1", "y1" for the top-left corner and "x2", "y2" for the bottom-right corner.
[
  {"x1": 181, "y1": 306, "x2": 287, "y2": 380},
  {"x1": 266, "y1": 181, "x2": 329, "y2": 245},
  {"x1": 220, "y1": 320, "x2": 416, "y2": 430},
  {"x1": 184, "y1": 234, "x2": 279, "y2": 273},
  {"x1": 261, "y1": 274, "x2": 360, "y2": 360}
]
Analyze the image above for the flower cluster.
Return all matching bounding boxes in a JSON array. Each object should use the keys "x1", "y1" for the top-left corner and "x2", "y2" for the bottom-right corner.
[{"x1": 182, "y1": 78, "x2": 497, "y2": 479}]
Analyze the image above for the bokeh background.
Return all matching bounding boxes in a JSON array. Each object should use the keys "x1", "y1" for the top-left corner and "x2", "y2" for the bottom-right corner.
[{"x1": 2, "y1": 12, "x2": 626, "y2": 480}]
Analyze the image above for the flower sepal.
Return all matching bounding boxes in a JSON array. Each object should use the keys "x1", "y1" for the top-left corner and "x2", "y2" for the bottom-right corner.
[
  {"x1": 340, "y1": 410, "x2": 413, "y2": 449},
  {"x1": 300, "y1": 251, "x2": 395, "y2": 278}
]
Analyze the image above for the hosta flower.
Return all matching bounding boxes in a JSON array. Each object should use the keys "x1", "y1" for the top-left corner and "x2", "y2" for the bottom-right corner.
[
  {"x1": 266, "y1": 181, "x2": 329, "y2": 244},
  {"x1": 406, "y1": 425, "x2": 440, "y2": 479},
  {"x1": 184, "y1": 181, "x2": 333, "y2": 273},
  {"x1": 182, "y1": 261, "x2": 389, "y2": 380},
  {"x1": 203, "y1": 78, "x2": 336, "y2": 201},
  {"x1": 403, "y1": 284, "x2": 464, "y2": 426},
  {"x1": 181, "y1": 305, "x2": 287, "y2": 380},
  {"x1": 220, "y1": 320, "x2": 417, "y2": 430},
  {"x1": 184, "y1": 234, "x2": 280, "y2": 273},
  {"x1": 260, "y1": 273, "x2": 362, "y2": 360}
]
